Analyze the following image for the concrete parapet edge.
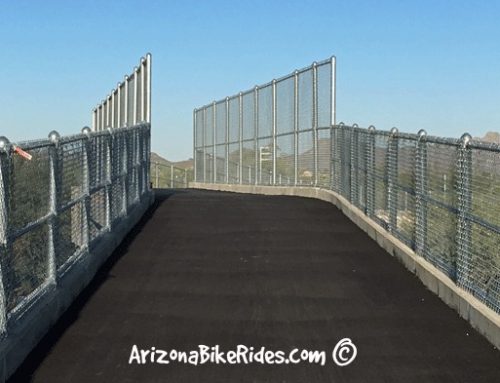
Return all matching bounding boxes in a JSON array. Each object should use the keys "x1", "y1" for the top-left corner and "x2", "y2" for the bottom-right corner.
[
  {"x1": 190, "y1": 182, "x2": 500, "y2": 349},
  {"x1": 0, "y1": 192, "x2": 155, "y2": 382}
]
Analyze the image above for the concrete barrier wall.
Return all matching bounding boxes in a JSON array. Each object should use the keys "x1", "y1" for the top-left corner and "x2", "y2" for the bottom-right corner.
[
  {"x1": 0, "y1": 192, "x2": 154, "y2": 381},
  {"x1": 190, "y1": 182, "x2": 500, "y2": 349}
]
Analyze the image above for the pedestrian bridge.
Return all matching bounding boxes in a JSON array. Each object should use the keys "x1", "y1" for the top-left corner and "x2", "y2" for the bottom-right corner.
[
  {"x1": 0, "y1": 54, "x2": 499, "y2": 382},
  {"x1": 9, "y1": 189, "x2": 500, "y2": 382}
]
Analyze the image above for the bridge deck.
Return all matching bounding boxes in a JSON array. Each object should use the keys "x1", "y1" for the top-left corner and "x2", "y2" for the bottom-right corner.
[{"x1": 11, "y1": 190, "x2": 499, "y2": 382}]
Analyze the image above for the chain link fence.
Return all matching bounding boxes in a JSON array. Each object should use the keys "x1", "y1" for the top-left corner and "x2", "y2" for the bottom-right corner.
[
  {"x1": 0, "y1": 123, "x2": 151, "y2": 331},
  {"x1": 193, "y1": 57, "x2": 500, "y2": 314},
  {"x1": 150, "y1": 162, "x2": 192, "y2": 188},
  {"x1": 194, "y1": 57, "x2": 336, "y2": 187}
]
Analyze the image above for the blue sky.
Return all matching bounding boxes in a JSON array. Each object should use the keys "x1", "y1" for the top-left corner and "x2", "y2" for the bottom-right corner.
[{"x1": 1, "y1": 0, "x2": 499, "y2": 160}]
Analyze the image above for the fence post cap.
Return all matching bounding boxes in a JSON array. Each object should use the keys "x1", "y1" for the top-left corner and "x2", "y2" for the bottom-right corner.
[
  {"x1": 0, "y1": 137, "x2": 10, "y2": 152},
  {"x1": 48, "y1": 130, "x2": 60, "y2": 143},
  {"x1": 338, "y1": 122, "x2": 345, "y2": 126},
  {"x1": 417, "y1": 129, "x2": 427, "y2": 139},
  {"x1": 141, "y1": 56, "x2": 146, "y2": 64},
  {"x1": 352, "y1": 123, "x2": 359, "y2": 128},
  {"x1": 368, "y1": 125, "x2": 376, "y2": 132},
  {"x1": 81, "y1": 126, "x2": 92, "y2": 136},
  {"x1": 254, "y1": 85, "x2": 259, "y2": 91},
  {"x1": 390, "y1": 127, "x2": 399, "y2": 136},
  {"x1": 312, "y1": 61, "x2": 318, "y2": 67},
  {"x1": 460, "y1": 132, "x2": 472, "y2": 147}
]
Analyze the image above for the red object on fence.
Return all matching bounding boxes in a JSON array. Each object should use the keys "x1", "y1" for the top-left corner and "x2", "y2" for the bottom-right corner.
[{"x1": 13, "y1": 146, "x2": 33, "y2": 161}]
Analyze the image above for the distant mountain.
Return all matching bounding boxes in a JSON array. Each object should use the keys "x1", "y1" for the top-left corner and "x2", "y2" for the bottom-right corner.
[
  {"x1": 151, "y1": 152, "x2": 194, "y2": 169},
  {"x1": 474, "y1": 131, "x2": 500, "y2": 144}
]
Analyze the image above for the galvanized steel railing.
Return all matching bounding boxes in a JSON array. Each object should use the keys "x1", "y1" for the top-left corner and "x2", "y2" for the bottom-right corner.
[
  {"x1": 151, "y1": 161, "x2": 192, "y2": 189},
  {"x1": 193, "y1": 57, "x2": 336, "y2": 187},
  {"x1": 92, "y1": 54, "x2": 152, "y2": 131},
  {"x1": 193, "y1": 57, "x2": 500, "y2": 314},
  {"x1": 0, "y1": 123, "x2": 151, "y2": 332},
  {"x1": 0, "y1": 54, "x2": 152, "y2": 339}
]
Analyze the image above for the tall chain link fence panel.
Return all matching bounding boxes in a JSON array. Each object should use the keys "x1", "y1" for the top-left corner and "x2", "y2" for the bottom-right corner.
[
  {"x1": 0, "y1": 123, "x2": 151, "y2": 327},
  {"x1": 192, "y1": 56, "x2": 499, "y2": 314}
]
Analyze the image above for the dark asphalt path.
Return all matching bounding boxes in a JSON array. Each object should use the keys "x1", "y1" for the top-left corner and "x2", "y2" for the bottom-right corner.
[{"x1": 10, "y1": 189, "x2": 500, "y2": 382}]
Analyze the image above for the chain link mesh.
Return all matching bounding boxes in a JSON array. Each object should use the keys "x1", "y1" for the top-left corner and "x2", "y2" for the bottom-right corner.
[
  {"x1": 0, "y1": 124, "x2": 151, "y2": 319},
  {"x1": 192, "y1": 58, "x2": 499, "y2": 314}
]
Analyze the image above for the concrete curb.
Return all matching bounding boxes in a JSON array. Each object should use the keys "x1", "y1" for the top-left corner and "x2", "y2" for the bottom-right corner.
[
  {"x1": 0, "y1": 192, "x2": 154, "y2": 382},
  {"x1": 190, "y1": 182, "x2": 500, "y2": 349}
]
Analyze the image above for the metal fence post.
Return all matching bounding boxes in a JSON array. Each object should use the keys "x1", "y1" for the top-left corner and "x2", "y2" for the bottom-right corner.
[
  {"x1": 155, "y1": 162, "x2": 159, "y2": 188},
  {"x1": 340, "y1": 124, "x2": 350, "y2": 199},
  {"x1": 225, "y1": 97, "x2": 230, "y2": 184},
  {"x1": 170, "y1": 165, "x2": 174, "y2": 188},
  {"x1": 272, "y1": 79, "x2": 277, "y2": 186},
  {"x1": 122, "y1": 132, "x2": 128, "y2": 214},
  {"x1": 146, "y1": 53, "x2": 152, "y2": 124},
  {"x1": 350, "y1": 124, "x2": 359, "y2": 205},
  {"x1": 312, "y1": 62, "x2": 318, "y2": 186},
  {"x1": 294, "y1": 70, "x2": 299, "y2": 186},
  {"x1": 202, "y1": 107, "x2": 206, "y2": 183},
  {"x1": 141, "y1": 57, "x2": 146, "y2": 123},
  {"x1": 47, "y1": 130, "x2": 60, "y2": 284},
  {"x1": 184, "y1": 169, "x2": 187, "y2": 187},
  {"x1": 254, "y1": 86, "x2": 259, "y2": 185},
  {"x1": 81, "y1": 127, "x2": 92, "y2": 251},
  {"x1": 330, "y1": 56, "x2": 336, "y2": 127},
  {"x1": 111, "y1": 90, "x2": 116, "y2": 128},
  {"x1": 239, "y1": 92, "x2": 243, "y2": 185},
  {"x1": 117, "y1": 84, "x2": 122, "y2": 128},
  {"x1": 415, "y1": 129, "x2": 428, "y2": 257},
  {"x1": 193, "y1": 109, "x2": 197, "y2": 183},
  {"x1": 387, "y1": 127, "x2": 399, "y2": 233},
  {"x1": 133, "y1": 66, "x2": 139, "y2": 125},
  {"x1": 456, "y1": 133, "x2": 472, "y2": 284},
  {"x1": 212, "y1": 101, "x2": 216, "y2": 184},
  {"x1": 144, "y1": 125, "x2": 151, "y2": 193},
  {"x1": 366, "y1": 126, "x2": 376, "y2": 218},
  {"x1": 0, "y1": 137, "x2": 11, "y2": 332},
  {"x1": 105, "y1": 128, "x2": 113, "y2": 230}
]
